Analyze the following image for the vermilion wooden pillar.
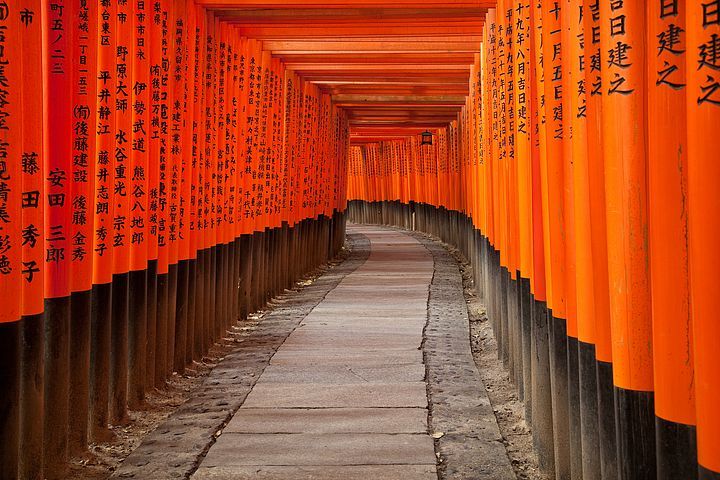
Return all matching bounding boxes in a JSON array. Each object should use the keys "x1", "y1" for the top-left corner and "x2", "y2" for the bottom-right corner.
[
  {"x1": 19, "y1": 2, "x2": 46, "y2": 478},
  {"x1": 0, "y1": 4, "x2": 23, "y2": 478},
  {"x1": 647, "y1": 1, "x2": 698, "y2": 479},
  {"x1": 687, "y1": 1, "x2": 720, "y2": 478},
  {"x1": 541, "y1": 1, "x2": 570, "y2": 477},
  {"x1": 560, "y1": 3, "x2": 582, "y2": 477},
  {"x1": 127, "y1": 0, "x2": 150, "y2": 411},
  {"x1": 513, "y1": 0, "x2": 534, "y2": 424},
  {"x1": 599, "y1": 1, "x2": 656, "y2": 478},
  {"x1": 67, "y1": 0, "x2": 98, "y2": 457},
  {"x1": 43, "y1": 1, "x2": 74, "y2": 476},
  {"x1": 568, "y1": 1, "x2": 602, "y2": 478},
  {"x1": 108, "y1": 0, "x2": 133, "y2": 426},
  {"x1": 89, "y1": 0, "x2": 117, "y2": 444},
  {"x1": 528, "y1": 1, "x2": 555, "y2": 474},
  {"x1": 583, "y1": 2, "x2": 618, "y2": 478}
]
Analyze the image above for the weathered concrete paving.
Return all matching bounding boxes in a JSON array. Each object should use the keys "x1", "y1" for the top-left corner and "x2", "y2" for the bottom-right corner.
[
  {"x1": 112, "y1": 225, "x2": 514, "y2": 479},
  {"x1": 193, "y1": 226, "x2": 438, "y2": 479}
]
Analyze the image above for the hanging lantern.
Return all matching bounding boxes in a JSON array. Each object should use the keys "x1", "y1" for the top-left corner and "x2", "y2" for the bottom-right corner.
[{"x1": 420, "y1": 130, "x2": 433, "y2": 146}]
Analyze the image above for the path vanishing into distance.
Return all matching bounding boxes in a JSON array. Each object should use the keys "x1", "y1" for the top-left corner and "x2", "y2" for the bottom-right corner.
[{"x1": 112, "y1": 225, "x2": 514, "y2": 480}]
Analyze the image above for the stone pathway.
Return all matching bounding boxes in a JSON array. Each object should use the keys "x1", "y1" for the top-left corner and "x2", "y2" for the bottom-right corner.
[
  {"x1": 193, "y1": 227, "x2": 437, "y2": 479},
  {"x1": 112, "y1": 225, "x2": 515, "y2": 479}
]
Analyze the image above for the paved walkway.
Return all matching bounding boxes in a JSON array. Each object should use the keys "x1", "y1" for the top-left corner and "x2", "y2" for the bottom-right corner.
[
  {"x1": 112, "y1": 225, "x2": 514, "y2": 479},
  {"x1": 193, "y1": 227, "x2": 437, "y2": 479}
]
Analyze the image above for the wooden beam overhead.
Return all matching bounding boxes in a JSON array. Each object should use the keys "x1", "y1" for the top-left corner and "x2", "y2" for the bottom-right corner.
[
  {"x1": 203, "y1": 2, "x2": 481, "y2": 135},
  {"x1": 344, "y1": 107, "x2": 463, "y2": 114},
  {"x1": 232, "y1": 24, "x2": 482, "y2": 38},
  {"x1": 349, "y1": 116, "x2": 459, "y2": 121},
  {"x1": 324, "y1": 85, "x2": 469, "y2": 95},
  {"x1": 307, "y1": 75, "x2": 468, "y2": 82},
  {"x1": 212, "y1": 7, "x2": 485, "y2": 21},
  {"x1": 349, "y1": 120, "x2": 453, "y2": 126},
  {"x1": 279, "y1": 52, "x2": 476, "y2": 65},
  {"x1": 288, "y1": 64, "x2": 470, "y2": 72},
  {"x1": 333, "y1": 94, "x2": 467, "y2": 104},
  {"x1": 264, "y1": 40, "x2": 480, "y2": 53},
  {"x1": 198, "y1": 1, "x2": 493, "y2": 8},
  {"x1": 351, "y1": 127, "x2": 436, "y2": 134}
]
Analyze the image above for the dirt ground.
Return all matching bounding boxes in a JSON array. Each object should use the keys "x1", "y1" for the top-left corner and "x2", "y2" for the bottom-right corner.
[{"x1": 448, "y1": 246, "x2": 551, "y2": 480}]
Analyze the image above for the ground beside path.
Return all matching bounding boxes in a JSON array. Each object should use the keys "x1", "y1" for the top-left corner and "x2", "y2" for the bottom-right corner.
[{"x1": 111, "y1": 225, "x2": 516, "y2": 480}]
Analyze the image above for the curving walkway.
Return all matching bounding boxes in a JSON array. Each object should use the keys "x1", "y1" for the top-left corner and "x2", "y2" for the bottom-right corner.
[
  {"x1": 193, "y1": 227, "x2": 437, "y2": 479},
  {"x1": 112, "y1": 225, "x2": 514, "y2": 480}
]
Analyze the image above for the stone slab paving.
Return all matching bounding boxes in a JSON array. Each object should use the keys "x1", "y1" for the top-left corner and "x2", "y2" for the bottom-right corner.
[
  {"x1": 111, "y1": 234, "x2": 372, "y2": 479},
  {"x1": 223, "y1": 407, "x2": 428, "y2": 434},
  {"x1": 112, "y1": 225, "x2": 515, "y2": 479},
  {"x1": 240, "y1": 382, "x2": 429, "y2": 408},
  {"x1": 201, "y1": 433, "x2": 435, "y2": 466},
  {"x1": 192, "y1": 227, "x2": 438, "y2": 479},
  {"x1": 267, "y1": 350, "x2": 424, "y2": 366},
  {"x1": 257, "y1": 363, "x2": 426, "y2": 383},
  {"x1": 191, "y1": 465, "x2": 437, "y2": 480}
]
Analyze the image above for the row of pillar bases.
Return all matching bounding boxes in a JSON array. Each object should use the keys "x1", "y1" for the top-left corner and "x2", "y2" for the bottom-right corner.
[
  {"x1": 0, "y1": 211, "x2": 346, "y2": 480},
  {"x1": 347, "y1": 199, "x2": 708, "y2": 480}
]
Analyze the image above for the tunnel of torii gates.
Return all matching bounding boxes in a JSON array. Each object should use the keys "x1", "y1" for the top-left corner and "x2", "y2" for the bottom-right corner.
[{"x1": 0, "y1": 0, "x2": 718, "y2": 479}]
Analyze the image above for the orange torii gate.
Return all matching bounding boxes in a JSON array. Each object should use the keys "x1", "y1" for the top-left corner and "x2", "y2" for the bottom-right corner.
[{"x1": 1, "y1": 1, "x2": 719, "y2": 480}]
